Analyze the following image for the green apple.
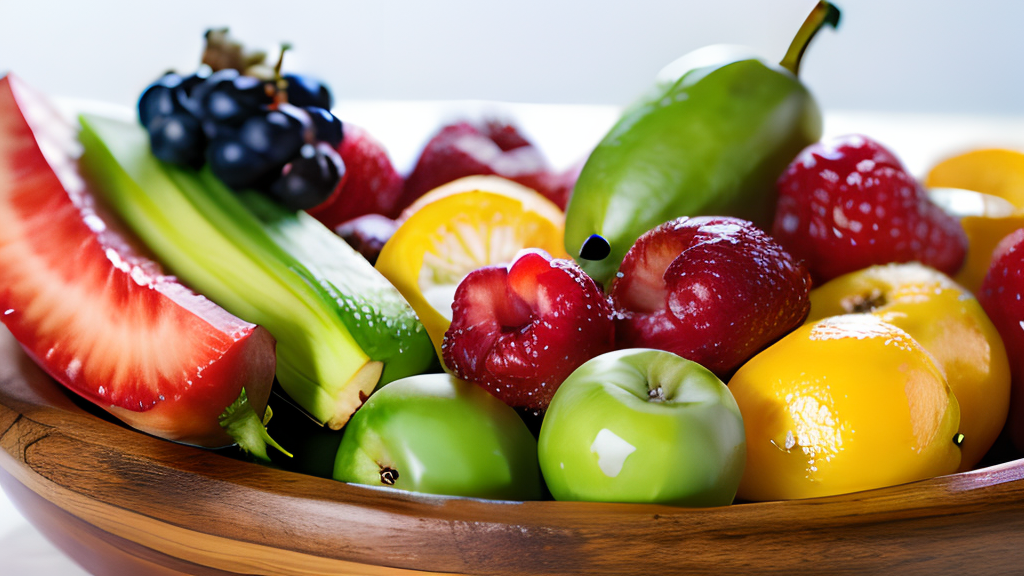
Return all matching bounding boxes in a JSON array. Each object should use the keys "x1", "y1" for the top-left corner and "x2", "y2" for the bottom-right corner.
[
  {"x1": 538, "y1": 349, "x2": 745, "y2": 506},
  {"x1": 333, "y1": 373, "x2": 543, "y2": 500}
]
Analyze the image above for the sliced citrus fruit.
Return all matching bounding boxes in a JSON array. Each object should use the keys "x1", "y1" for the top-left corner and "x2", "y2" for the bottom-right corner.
[
  {"x1": 929, "y1": 186, "x2": 1024, "y2": 293},
  {"x1": 376, "y1": 177, "x2": 568, "y2": 358},
  {"x1": 926, "y1": 148, "x2": 1024, "y2": 209}
]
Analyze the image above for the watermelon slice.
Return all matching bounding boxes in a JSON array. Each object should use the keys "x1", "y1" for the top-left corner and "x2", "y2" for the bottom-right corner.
[{"x1": 0, "y1": 73, "x2": 278, "y2": 454}]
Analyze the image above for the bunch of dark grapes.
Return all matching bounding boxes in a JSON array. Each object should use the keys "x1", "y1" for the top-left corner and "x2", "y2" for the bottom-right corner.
[{"x1": 138, "y1": 61, "x2": 345, "y2": 211}]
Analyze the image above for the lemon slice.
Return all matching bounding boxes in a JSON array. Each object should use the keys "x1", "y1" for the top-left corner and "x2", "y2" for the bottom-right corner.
[{"x1": 376, "y1": 177, "x2": 568, "y2": 358}]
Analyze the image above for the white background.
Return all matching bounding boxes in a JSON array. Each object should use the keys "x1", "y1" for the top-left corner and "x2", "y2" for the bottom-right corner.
[
  {"x1": 1, "y1": 1, "x2": 1023, "y2": 574},
  {"x1": 0, "y1": 0, "x2": 1022, "y2": 114}
]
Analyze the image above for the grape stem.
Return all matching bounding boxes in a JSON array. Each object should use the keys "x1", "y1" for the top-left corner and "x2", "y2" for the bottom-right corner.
[{"x1": 271, "y1": 43, "x2": 293, "y2": 107}]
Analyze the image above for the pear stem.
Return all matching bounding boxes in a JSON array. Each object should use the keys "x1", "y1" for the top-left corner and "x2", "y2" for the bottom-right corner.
[{"x1": 780, "y1": 1, "x2": 841, "y2": 76}]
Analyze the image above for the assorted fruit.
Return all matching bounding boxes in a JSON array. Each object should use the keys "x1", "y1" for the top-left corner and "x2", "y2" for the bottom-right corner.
[
  {"x1": 137, "y1": 31, "x2": 346, "y2": 211},
  {"x1": 4, "y1": 0, "x2": 1024, "y2": 510},
  {"x1": 564, "y1": 1, "x2": 838, "y2": 286},
  {"x1": 0, "y1": 75, "x2": 280, "y2": 458},
  {"x1": 375, "y1": 177, "x2": 568, "y2": 358}
]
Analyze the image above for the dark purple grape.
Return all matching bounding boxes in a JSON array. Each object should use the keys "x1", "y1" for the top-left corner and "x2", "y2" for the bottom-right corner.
[
  {"x1": 174, "y1": 71, "x2": 208, "y2": 111},
  {"x1": 283, "y1": 74, "x2": 332, "y2": 109},
  {"x1": 238, "y1": 109, "x2": 305, "y2": 165},
  {"x1": 305, "y1": 107, "x2": 343, "y2": 147},
  {"x1": 200, "y1": 118, "x2": 239, "y2": 141},
  {"x1": 206, "y1": 137, "x2": 275, "y2": 190},
  {"x1": 192, "y1": 69, "x2": 271, "y2": 126},
  {"x1": 268, "y1": 143, "x2": 344, "y2": 211},
  {"x1": 148, "y1": 111, "x2": 206, "y2": 168},
  {"x1": 138, "y1": 73, "x2": 186, "y2": 128}
]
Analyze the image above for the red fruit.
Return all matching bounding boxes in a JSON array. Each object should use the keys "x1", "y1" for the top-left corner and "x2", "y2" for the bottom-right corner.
[
  {"x1": 978, "y1": 228, "x2": 1024, "y2": 451},
  {"x1": 334, "y1": 213, "x2": 398, "y2": 265},
  {"x1": 0, "y1": 74, "x2": 276, "y2": 448},
  {"x1": 773, "y1": 134, "x2": 967, "y2": 284},
  {"x1": 611, "y1": 216, "x2": 811, "y2": 376},
  {"x1": 442, "y1": 249, "x2": 614, "y2": 411},
  {"x1": 307, "y1": 123, "x2": 405, "y2": 227},
  {"x1": 403, "y1": 120, "x2": 571, "y2": 209}
]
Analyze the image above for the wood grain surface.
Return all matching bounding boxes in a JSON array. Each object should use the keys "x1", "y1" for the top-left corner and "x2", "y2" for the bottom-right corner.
[{"x1": 2, "y1": 326, "x2": 1024, "y2": 576}]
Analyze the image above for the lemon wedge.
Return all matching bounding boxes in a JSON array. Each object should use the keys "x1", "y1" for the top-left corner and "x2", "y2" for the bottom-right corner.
[{"x1": 376, "y1": 176, "x2": 568, "y2": 358}]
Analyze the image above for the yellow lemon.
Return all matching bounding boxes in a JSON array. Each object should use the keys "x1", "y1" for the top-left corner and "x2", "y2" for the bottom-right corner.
[
  {"x1": 729, "y1": 314, "x2": 961, "y2": 501},
  {"x1": 805, "y1": 263, "x2": 1010, "y2": 470},
  {"x1": 376, "y1": 178, "x2": 568, "y2": 358}
]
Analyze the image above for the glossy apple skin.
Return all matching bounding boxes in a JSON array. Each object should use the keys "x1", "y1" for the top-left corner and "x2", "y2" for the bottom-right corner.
[
  {"x1": 805, "y1": 263, "x2": 1010, "y2": 470},
  {"x1": 333, "y1": 374, "x2": 543, "y2": 500},
  {"x1": 537, "y1": 349, "x2": 745, "y2": 507}
]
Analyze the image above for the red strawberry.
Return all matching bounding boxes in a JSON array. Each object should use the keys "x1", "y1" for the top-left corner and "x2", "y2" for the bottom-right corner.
[
  {"x1": 402, "y1": 120, "x2": 571, "y2": 209},
  {"x1": 611, "y1": 216, "x2": 811, "y2": 376},
  {"x1": 442, "y1": 249, "x2": 615, "y2": 412},
  {"x1": 0, "y1": 74, "x2": 276, "y2": 449},
  {"x1": 773, "y1": 134, "x2": 967, "y2": 284},
  {"x1": 978, "y1": 228, "x2": 1024, "y2": 451},
  {"x1": 307, "y1": 123, "x2": 405, "y2": 227}
]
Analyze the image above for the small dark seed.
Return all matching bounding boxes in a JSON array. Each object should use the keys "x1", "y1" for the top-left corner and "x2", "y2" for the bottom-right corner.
[
  {"x1": 579, "y1": 234, "x2": 611, "y2": 261},
  {"x1": 380, "y1": 466, "x2": 399, "y2": 486}
]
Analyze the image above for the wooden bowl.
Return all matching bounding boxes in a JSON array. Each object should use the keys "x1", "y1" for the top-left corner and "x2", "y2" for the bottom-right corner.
[{"x1": 2, "y1": 327, "x2": 1024, "y2": 576}]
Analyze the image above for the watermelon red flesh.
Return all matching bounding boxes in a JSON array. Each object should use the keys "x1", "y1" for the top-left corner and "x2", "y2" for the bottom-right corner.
[{"x1": 0, "y1": 74, "x2": 277, "y2": 448}]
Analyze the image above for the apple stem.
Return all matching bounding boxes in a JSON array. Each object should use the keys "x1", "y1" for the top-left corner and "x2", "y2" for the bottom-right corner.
[
  {"x1": 648, "y1": 386, "x2": 667, "y2": 403},
  {"x1": 779, "y1": 1, "x2": 841, "y2": 76}
]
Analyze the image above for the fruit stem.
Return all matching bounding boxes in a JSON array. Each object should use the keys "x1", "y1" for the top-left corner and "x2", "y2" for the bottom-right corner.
[
  {"x1": 272, "y1": 43, "x2": 293, "y2": 107},
  {"x1": 219, "y1": 388, "x2": 292, "y2": 462},
  {"x1": 779, "y1": 1, "x2": 841, "y2": 76},
  {"x1": 274, "y1": 42, "x2": 292, "y2": 78}
]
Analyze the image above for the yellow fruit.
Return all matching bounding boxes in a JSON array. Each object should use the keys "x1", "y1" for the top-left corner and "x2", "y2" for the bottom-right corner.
[
  {"x1": 806, "y1": 263, "x2": 1010, "y2": 470},
  {"x1": 376, "y1": 181, "x2": 568, "y2": 359},
  {"x1": 928, "y1": 186, "x2": 1024, "y2": 294},
  {"x1": 729, "y1": 314, "x2": 961, "y2": 501},
  {"x1": 926, "y1": 148, "x2": 1024, "y2": 209}
]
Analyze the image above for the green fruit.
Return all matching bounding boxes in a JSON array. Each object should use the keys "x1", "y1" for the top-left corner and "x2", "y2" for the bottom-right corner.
[
  {"x1": 565, "y1": 2, "x2": 839, "y2": 286},
  {"x1": 333, "y1": 374, "x2": 543, "y2": 500},
  {"x1": 77, "y1": 114, "x2": 434, "y2": 429},
  {"x1": 538, "y1": 349, "x2": 745, "y2": 506}
]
